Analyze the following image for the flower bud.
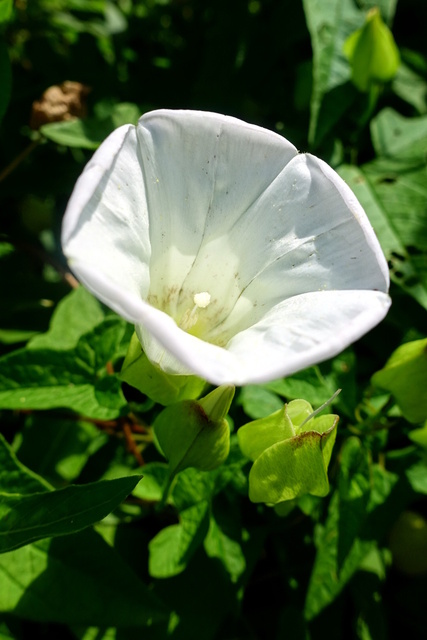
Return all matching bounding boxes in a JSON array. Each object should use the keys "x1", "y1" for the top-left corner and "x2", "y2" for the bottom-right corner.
[
  {"x1": 344, "y1": 8, "x2": 400, "y2": 92},
  {"x1": 153, "y1": 385, "x2": 234, "y2": 474}
]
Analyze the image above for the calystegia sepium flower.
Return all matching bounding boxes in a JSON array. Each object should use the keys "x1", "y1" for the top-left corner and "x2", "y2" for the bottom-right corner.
[{"x1": 62, "y1": 110, "x2": 391, "y2": 385}]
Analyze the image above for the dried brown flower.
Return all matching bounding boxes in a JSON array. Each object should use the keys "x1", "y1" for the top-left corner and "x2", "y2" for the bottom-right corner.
[{"x1": 30, "y1": 81, "x2": 90, "y2": 130}]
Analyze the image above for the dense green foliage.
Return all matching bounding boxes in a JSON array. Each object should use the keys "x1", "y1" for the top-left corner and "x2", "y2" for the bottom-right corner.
[{"x1": 1, "y1": 1, "x2": 427, "y2": 638}]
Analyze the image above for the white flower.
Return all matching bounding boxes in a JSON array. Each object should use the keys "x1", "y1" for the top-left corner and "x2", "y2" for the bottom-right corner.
[{"x1": 62, "y1": 109, "x2": 391, "y2": 386}]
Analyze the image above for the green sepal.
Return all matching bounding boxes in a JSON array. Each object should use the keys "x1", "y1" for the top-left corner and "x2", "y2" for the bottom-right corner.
[
  {"x1": 372, "y1": 338, "x2": 427, "y2": 424},
  {"x1": 153, "y1": 386, "x2": 234, "y2": 474},
  {"x1": 238, "y1": 399, "x2": 339, "y2": 504},
  {"x1": 248, "y1": 414, "x2": 338, "y2": 503},
  {"x1": 237, "y1": 404, "x2": 295, "y2": 461},
  {"x1": 343, "y1": 8, "x2": 400, "y2": 92},
  {"x1": 120, "y1": 332, "x2": 206, "y2": 405},
  {"x1": 237, "y1": 398, "x2": 314, "y2": 461}
]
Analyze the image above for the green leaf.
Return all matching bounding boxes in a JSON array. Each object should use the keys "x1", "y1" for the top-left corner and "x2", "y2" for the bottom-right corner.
[
  {"x1": 0, "y1": 475, "x2": 142, "y2": 553},
  {"x1": 408, "y1": 422, "x2": 427, "y2": 448},
  {"x1": 40, "y1": 102, "x2": 140, "y2": 149},
  {"x1": 0, "y1": 0, "x2": 12, "y2": 24},
  {"x1": 151, "y1": 546, "x2": 238, "y2": 640},
  {"x1": 371, "y1": 108, "x2": 427, "y2": 160},
  {"x1": 263, "y1": 357, "x2": 351, "y2": 414},
  {"x1": 29, "y1": 287, "x2": 104, "y2": 351},
  {"x1": 238, "y1": 385, "x2": 283, "y2": 419},
  {"x1": 392, "y1": 61, "x2": 427, "y2": 114},
  {"x1": 40, "y1": 119, "x2": 102, "y2": 150},
  {"x1": 351, "y1": 562, "x2": 388, "y2": 640},
  {"x1": 338, "y1": 162, "x2": 427, "y2": 310},
  {"x1": 120, "y1": 332, "x2": 206, "y2": 405},
  {"x1": 305, "y1": 464, "x2": 399, "y2": 620},
  {"x1": 131, "y1": 462, "x2": 169, "y2": 502},
  {"x1": 168, "y1": 447, "x2": 247, "y2": 513},
  {"x1": 16, "y1": 415, "x2": 107, "y2": 483},
  {"x1": 0, "y1": 530, "x2": 168, "y2": 626},
  {"x1": 148, "y1": 501, "x2": 210, "y2": 578},
  {"x1": 170, "y1": 466, "x2": 217, "y2": 511},
  {"x1": 302, "y1": 0, "x2": 398, "y2": 146},
  {"x1": 405, "y1": 459, "x2": 427, "y2": 494},
  {"x1": 265, "y1": 370, "x2": 329, "y2": 405},
  {"x1": 372, "y1": 338, "x2": 427, "y2": 423},
  {"x1": 0, "y1": 621, "x2": 15, "y2": 639},
  {"x1": 0, "y1": 317, "x2": 129, "y2": 419},
  {"x1": 302, "y1": 0, "x2": 359, "y2": 146},
  {"x1": 204, "y1": 511, "x2": 246, "y2": 583},
  {"x1": 337, "y1": 437, "x2": 371, "y2": 569},
  {"x1": 0, "y1": 432, "x2": 142, "y2": 552},
  {"x1": 0, "y1": 433, "x2": 51, "y2": 495}
]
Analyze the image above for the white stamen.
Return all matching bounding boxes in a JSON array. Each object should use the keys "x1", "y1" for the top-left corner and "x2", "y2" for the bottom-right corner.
[
  {"x1": 179, "y1": 291, "x2": 212, "y2": 331},
  {"x1": 193, "y1": 291, "x2": 211, "y2": 309}
]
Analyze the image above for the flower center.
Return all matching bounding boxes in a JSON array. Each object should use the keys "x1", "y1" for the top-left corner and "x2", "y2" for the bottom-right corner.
[{"x1": 179, "y1": 291, "x2": 212, "y2": 333}]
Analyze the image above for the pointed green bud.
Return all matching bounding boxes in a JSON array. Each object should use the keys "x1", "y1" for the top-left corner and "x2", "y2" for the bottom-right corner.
[
  {"x1": 153, "y1": 385, "x2": 234, "y2": 474},
  {"x1": 120, "y1": 332, "x2": 206, "y2": 405},
  {"x1": 372, "y1": 338, "x2": 427, "y2": 424},
  {"x1": 343, "y1": 8, "x2": 400, "y2": 92},
  {"x1": 199, "y1": 385, "x2": 234, "y2": 422},
  {"x1": 238, "y1": 394, "x2": 339, "y2": 503}
]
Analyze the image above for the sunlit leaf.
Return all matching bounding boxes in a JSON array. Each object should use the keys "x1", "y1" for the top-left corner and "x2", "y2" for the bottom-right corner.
[{"x1": 0, "y1": 317, "x2": 130, "y2": 419}]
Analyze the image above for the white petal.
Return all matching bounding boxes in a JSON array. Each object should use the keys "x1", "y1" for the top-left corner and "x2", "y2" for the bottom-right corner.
[
  {"x1": 135, "y1": 109, "x2": 298, "y2": 318},
  {"x1": 224, "y1": 290, "x2": 391, "y2": 384},
  {"x1": 63, "y1": 125, "x2": 151, "y2": 299},
  {"x1": 204, "y1": 153, "x2": 390, "y2": 344}
]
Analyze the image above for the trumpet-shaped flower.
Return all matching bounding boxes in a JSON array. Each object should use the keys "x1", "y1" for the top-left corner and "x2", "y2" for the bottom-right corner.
[{"x1": 62, "y1": 109, "x2": 391, "y2": 386}]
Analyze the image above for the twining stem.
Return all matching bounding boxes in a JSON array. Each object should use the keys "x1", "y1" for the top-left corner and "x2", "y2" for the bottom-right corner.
[{"x1": 122, "y1": 420, "x2": 145, "y2": 466}]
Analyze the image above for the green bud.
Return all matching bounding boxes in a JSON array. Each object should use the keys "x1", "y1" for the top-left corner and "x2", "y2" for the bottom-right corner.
[
  {"x1": 120, "y1": 332, "x2": 206, "y2": 405},
  {"x1": 238, "y1": 396, "x2": 339, "y2": 504},
  {"x1": 372, "y1": 338, "x2": 427, "y2": 423},
  {"x1": 343, "y1": 8, "x2": 400, "y2": 92},
  {"x1": 153, "y1": 385, "x2": 234, "y2": 474}
]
